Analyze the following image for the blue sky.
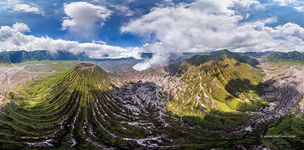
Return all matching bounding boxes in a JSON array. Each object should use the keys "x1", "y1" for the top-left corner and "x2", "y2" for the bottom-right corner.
[
  {"x1": 1, "y1": 0, "x2": 304, "y2": 70},
  {"x1": 0, "y1": 0, "x2": 174, "y2": 47}
]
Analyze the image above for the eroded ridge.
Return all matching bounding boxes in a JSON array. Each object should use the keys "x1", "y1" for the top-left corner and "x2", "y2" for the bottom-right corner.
[{"x1": 0, "y1": 64, "x2": 184, "y2": 149}]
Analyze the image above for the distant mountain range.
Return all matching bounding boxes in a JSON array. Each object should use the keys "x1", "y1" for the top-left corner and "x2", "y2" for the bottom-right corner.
[
  {"x1": 0, "y1": 50, "x2": 90, "y2": 64},
  {"x1": 0, "y1": 50, "x2": 156, "y2": 64},
  {"x1": 0, "y1": 49, "x2": 281, "y2": 65},
  {"x1": 6, "y1": 50, "x2": 304, "y2": 65},
  {"x1": 241, "y1": 51, "x2": 273, "y2": 57},
  {"x1": 189, "y1": 49, "x2": 260, "y2": 67}
]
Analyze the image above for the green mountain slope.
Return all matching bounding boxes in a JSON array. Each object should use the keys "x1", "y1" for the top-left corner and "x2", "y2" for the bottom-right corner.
[
  {"x1": 262, "y1": 114, "x2": 304, "y2": 149},
  {"x1": 268, "y1": 51, "x2": 304, "y2": 63},
  {"x1": 0, "y1": 63, "x2": 119, "y2": 149},
  {"x1": 208, "y1": 49, "x2": 260, "y2": 67},
  {"x1": 0, "y1": 53, "x2": 11, "y2": 64},
  {"x1": 166, "y1": 51, "x2": 267, "y2": 127}
]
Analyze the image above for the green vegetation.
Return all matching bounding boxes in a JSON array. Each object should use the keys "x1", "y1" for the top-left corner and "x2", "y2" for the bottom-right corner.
[
  {"x1": 262, "y1": 114, "x2": 304, "y2": 149},
  {"x1": 208, "y1": 49, "x2": 260, "y2": 67},
  {"x1": 0, "y1": 53, "x2": 11, "y2": 64},
  {"x1": 167, "y1": 51, "x2": 267, "y2": 120},
  {"x1": 156, "y1": 51, "x2": 275, "y2": 148},
  {"x1": 268, "y1": 51, "x2": 304, "y2": 64},
  {"x1": 0, "y1": 63, "x2": 119, "y2": 149}
]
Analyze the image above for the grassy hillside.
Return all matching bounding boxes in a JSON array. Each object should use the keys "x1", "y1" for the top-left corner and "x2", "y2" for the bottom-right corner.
[
  {"x1": 166, "y1": 51, "x2": 267, "y2": 130},
  {"x1": 0, "y1": 63, "x2": 120, "y2": 149},
  {"x1": 189, "y1": 49, "x2": 260, "y2": 67},
  {"x1": 268, "y1": 51, "x2": 304, "y2": 63},
  {"x1": 262, "y1": 114, "x2": 304, "y2": 149}
]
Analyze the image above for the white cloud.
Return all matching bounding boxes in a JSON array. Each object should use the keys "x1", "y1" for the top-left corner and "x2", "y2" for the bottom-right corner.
[
  {"x1": 12, "y1": 22, "x2": 30, "y2": 32},
  {"x1": 0, "y1": 1, "x2": 44, "y2": 15},
  {"x1": 110, "y1": 5, "x2": 134, "y2": 16},
  {"x1": 273, "y1": 0, "x2": 297, "y2": 6},
  {"x1": 263, "y1": 17, "x2": 278, "y2": 24},
  {"x1": 122, "y1": 0, "x2": 304, "y2": 71},
  {"x1": 62, "y1": 2, "x2": 111, "y2": 39},
  {"x1": 13, "y1": 4, "x2": 43, "y2": 15},
  {"x1": 133, "y1": 52, "x2": 168, "y2": 71},
  {"x1": 273, "y1": 23, "x2": 304, "y2": 40},
  {"x1": 272, "y1": 0, "x2": 304, "y2": 12},
  {"x1": 0, "y1": 0, "x2": 21, "y2": 11},
  {"x1": 0, "y1": 23, "x2": 141, "y2": 60},
  {"x1": 294, "y1": 6, "x2": 304, "y2": 12},
  {"x1": 93, "y1": 40, "x2": 107, "y2": 45}
]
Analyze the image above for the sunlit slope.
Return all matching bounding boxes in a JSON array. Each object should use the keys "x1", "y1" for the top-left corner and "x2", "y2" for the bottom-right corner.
[{"x1": 167, "y1": 51, "x2": 266, "y2": 118}]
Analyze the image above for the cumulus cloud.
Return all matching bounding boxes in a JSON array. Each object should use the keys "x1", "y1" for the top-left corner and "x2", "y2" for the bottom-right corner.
[
  {"x1": 273, "y1": 23, "x2": 304, "y2": 39},
  {"x1": 13, "y1": 4, "x2": 43, "y2": 15},
  {"x1": 122, "y1": 0, "x2": 262, "y2": 70},
  {"x1": 121, "y1": 0, "x2": 304, "y2": 71},
  {"x1": 0, "y1": 23, "x2": 141, "y2": 60},
  {"x1": 122, "y1": 0, "x2": 263, "y2": 52},
  {"x1": 62, "y1": 2, "x2": 111, "y2": 39}
]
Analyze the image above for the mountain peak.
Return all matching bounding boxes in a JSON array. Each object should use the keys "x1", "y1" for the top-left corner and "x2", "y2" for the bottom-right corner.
[
  {"x1": 210, "y1": 49, "x2": 232, "y2": 55},
  {"x1": 186, "y1": 50, "x2": 259, "y2": 67},
  {"x1": 77, "y1": 63, "x2": 97, "y2": 71}
]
